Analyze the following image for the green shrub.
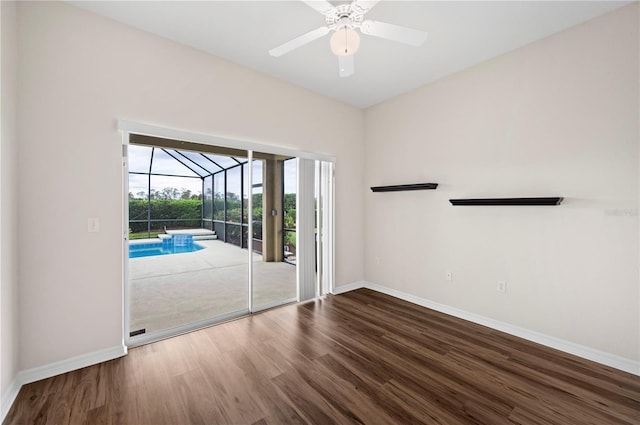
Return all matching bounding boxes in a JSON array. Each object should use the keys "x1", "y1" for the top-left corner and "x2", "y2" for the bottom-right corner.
[{"x1": 129, "y1": 199, "x2": 201, "y2": 232}]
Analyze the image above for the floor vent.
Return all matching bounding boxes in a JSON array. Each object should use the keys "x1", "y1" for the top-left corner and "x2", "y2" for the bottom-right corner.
[{"x1": 129, "y1": 329, "x2": 146, "y2": 337}]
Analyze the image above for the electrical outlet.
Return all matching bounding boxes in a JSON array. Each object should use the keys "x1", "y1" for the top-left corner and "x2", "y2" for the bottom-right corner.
[
  {"x1": 375, "y1": 256, "x2": 380, "y2": 266},
  {"x1": 497, "y1": 280, "x2": 507, "y2": 293},
  {"x1": 445, "y1": 271, "x2": 452, "y2": 281}
]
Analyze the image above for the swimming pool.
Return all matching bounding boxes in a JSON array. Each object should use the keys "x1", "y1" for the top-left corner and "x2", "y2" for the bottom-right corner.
[{"x1": 129, "y1": 242, "x2": 204, "y2": 258}]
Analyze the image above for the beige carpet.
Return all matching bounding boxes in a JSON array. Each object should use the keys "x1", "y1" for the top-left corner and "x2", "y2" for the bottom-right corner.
[{"x1": 129, "y1": 240, "x2": 296, "y2": 334}]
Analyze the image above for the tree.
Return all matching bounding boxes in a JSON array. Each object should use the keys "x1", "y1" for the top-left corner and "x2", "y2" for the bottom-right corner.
[
  {"x1": 284, "y1": 209, "x2": 296, "y2": 229},
  {"x1": 284, "y1": 193, "x2": 296, "y2": 211},
  {"x1": 283, "y1": 193, "x2": 296, "y2": 229}
]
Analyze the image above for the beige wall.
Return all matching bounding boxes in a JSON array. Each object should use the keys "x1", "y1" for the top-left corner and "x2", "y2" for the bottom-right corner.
[
  {"x1": 16, "y1": 1, "x2": 364, "y2": 370},
  {"x1": 1, "y1": 0, "x2": 19, "y2": 404},
  {"x1": 9, "y1": 0, "x2": 639, "y2": 377},
  {"x1": 364, "y1": 4, "x2": 639, "y2": 362}
]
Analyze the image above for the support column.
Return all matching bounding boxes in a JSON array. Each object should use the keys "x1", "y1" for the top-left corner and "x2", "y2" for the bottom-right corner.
[{"x1": 262, "y1": 159, "x2": 283, "y2": 262}]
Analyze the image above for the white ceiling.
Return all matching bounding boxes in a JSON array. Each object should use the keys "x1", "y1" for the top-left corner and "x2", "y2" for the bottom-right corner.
[{"x1": 69, "y1": 1, "x2": 631, "y2": 108}]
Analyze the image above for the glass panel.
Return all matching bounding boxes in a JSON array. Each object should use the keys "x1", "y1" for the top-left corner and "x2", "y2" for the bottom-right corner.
[
  {"x1": 226, "y1": 223, "x2": 242, "y2": 246},
  {"x1": 128, "y1": 145, "x2": 152, "y2": 173},
  {"x1": 148, "y1": 175, "x2": 202, "y2": 234},
  {"x1": 179, "y1": 150, "x2": 222, "y2": 175},
  {"x1": 213, "y1": 221, "x2": 225, "y2": 241},
  {"x1": 129, "y1": 146, "x2": 249, "y2": 341},
  {"x1": 128, "y1": 173, "x2": 149, "y2": 200},
  {"x1": 205, "y1": 153, "x2": 244, "y2": 170},
  {"x1": 283, "y1": 159, "x2": 297, "y2": 265},
  {"x1": 203, "y1": 175, "x2": 213, "y2": 221},
  {"x1": 203, "y1": 176, "x2": 213, "y2": 217},
  {"x1": 252, "y1": 157, "x2": 296, "y2": 310},
  {"x1": 213, "y1": 172, "x2": 225, "y2": 221},
  {"x1": 243, "y1": 163, "x2": 249, "y2": 231},
  {"x1": 242, "y1": 225, "x2": 248, "y2": 250},
  {"x1": 151, "y1": 148, "x2": 200, "y2": 177},
  {"x1": 128, "y1": 211, "x2": 149, "y2": 238},
  {"x1": 226, "y1": 166, "x2": 242, "y2": 224},
  {"x1": 149, "y1": 175, "x2": 201, "y2": 201},
  {"x1": 252, "y1": 161, "x2": 263, "y2": 244}
]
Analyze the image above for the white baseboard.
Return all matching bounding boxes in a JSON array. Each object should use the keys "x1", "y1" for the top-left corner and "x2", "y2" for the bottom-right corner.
[
  {"x1": 17, "y1": 344, "x2": 127, "y2": 386},
  {"x1": 332, "y1": 281, "x2": 366, "y2": 295},
  {"x1": 1, "y1": 378, "x2": 22, "y2": 423},
  {"x1": 1, "y1": 344, "x2": 127, "y2": 423},
  {"x1": 336, "y1": 281, "x2": 639, "y2": 376}
]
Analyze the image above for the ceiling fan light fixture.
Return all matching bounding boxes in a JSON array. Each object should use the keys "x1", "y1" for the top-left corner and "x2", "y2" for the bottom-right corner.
[{"x1": 330, "y1": 27, "x2": 360, "y2": 56}]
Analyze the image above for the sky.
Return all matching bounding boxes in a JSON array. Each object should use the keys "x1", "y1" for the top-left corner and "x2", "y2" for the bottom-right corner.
[{"x1": 128, "y1": 145, "x2": 297, "y2": 198}]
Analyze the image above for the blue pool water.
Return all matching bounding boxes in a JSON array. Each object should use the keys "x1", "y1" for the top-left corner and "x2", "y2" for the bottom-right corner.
[{"x1": 129, "y1": 241, "x2": 204, "y2": 258}]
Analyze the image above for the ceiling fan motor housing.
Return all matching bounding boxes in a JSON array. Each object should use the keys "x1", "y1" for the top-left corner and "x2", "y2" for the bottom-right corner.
[{"x1": 325, "y1": 4, "x2": 364, "y2": 30}]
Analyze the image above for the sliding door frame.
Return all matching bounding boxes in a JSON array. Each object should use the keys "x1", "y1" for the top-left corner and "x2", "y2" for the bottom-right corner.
[{"x1": 119, "y1": 120, "x2": 335, "y2": 347}]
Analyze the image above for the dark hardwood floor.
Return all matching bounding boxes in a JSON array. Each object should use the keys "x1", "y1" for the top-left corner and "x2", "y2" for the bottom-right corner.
[{"x1": 4, "y1": 288, "x2": 639, "y2": 424}]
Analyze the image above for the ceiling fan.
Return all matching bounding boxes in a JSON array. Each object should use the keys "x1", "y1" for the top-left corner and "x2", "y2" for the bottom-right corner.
[{"x1": 268, "y1": 0, "x2": 428, "y2": 78}]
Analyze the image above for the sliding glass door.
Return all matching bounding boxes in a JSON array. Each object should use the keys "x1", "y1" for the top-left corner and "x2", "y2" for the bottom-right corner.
[
  {"x1": 122, "y1": 129, "x2": 334, "y2": 346},
  {"x1": 126, "y1": 144, "x2": 250, "y2": 342}
]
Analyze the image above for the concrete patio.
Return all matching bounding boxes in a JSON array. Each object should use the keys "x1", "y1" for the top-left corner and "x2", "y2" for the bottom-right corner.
[{"x1": 129, "y1": 239, "x2": 297, "y2": 335}]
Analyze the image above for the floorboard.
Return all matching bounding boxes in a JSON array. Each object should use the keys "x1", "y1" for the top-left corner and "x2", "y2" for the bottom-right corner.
[{"x1": 4, "y1": 289, "x2": 639, "y2": 424}]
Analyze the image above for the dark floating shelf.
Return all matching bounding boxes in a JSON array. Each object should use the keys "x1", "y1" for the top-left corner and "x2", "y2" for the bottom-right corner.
[
  {"x1": 371, "y1": 183, "x2": 438, "y2": 192},
  {"x1": 449, "y1": 197, "x2": 563, "y2": 206}
]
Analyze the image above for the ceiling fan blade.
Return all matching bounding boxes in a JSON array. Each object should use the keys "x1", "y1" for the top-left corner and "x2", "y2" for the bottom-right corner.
[
  {"x1": 269, "y1": 26, "x2": 330, "y2": 57},
  {"x1": 354, "y1": 0, "x2": 380, "y2": 13},
  {"x1": 301, "y1": 0, "x2": 336, "y2": 15},
  {"x1": 360, "y1": 20, "x2": 427, "y2": 47},
  {"x1": 338, "y1": 55, "x2": 355, "y2": 78}
]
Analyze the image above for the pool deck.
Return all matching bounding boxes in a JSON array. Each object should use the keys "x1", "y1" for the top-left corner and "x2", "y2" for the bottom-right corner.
[{"x1": 128, "y1": 239, "x2": 296, "y2": 335}]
